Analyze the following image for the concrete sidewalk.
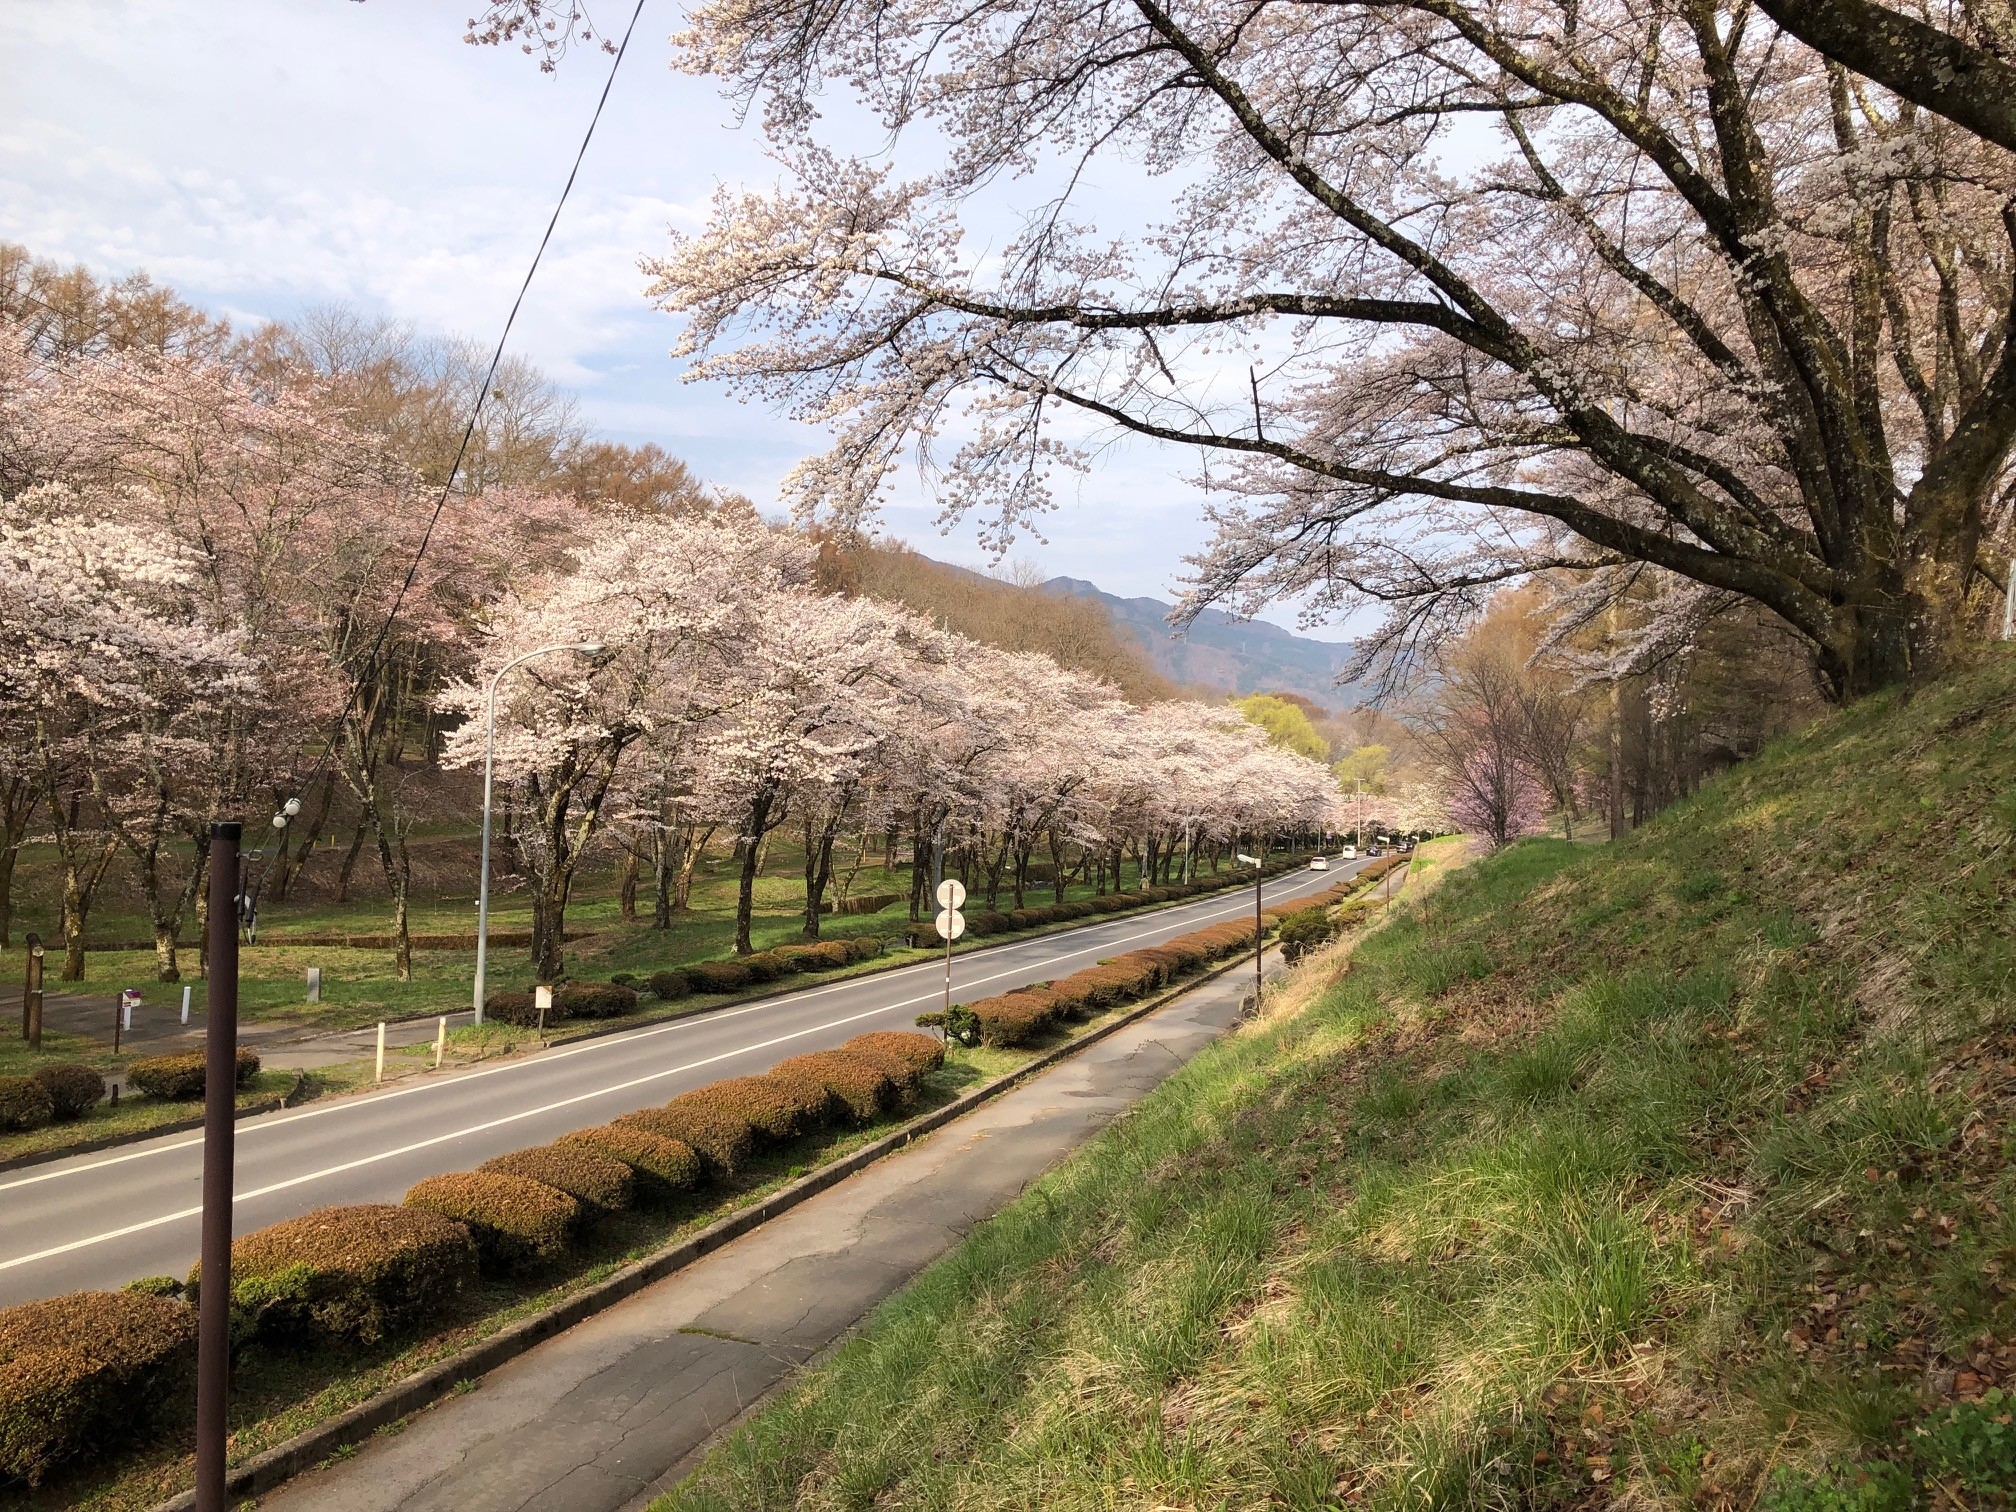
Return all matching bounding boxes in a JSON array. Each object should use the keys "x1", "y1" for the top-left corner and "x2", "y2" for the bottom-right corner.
[{"x1": 257, "y1": 956, "x2": 1274, "y2": 1512}]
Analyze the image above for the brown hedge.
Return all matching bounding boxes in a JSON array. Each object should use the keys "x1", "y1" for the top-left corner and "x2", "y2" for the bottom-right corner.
[
  {"x1": 558, "y1": 1124, "x2": 701, "y2": 1203},
  {"x1": 685, "y1": 959, "x2": 753, "y2": 994},
  {"x1": 126, "y1": 1046, "x2": 261, "y2": 1101},
  {"x1": 841, "y1": 1031, "x2": 944, "y2": 1079},
  {"x1": 0, "y1": 1076, "x2": 53, "y2": 1132},
  {"x1": 967, "y1": 991, "x2": 1060, "y2": 1047},
  {"x1": 481, "y1": 1144, "x2": 635, "y2": 1219},
  {"x1": 403, "y1": 1171, "x2": 577, "y2": 1273},
  {"x1": 665, "y1": 1076, "x2": 819, "y2": 1146},
  {"x1": 827, "y1": 1040, "x2": 926, "y2": 1102},
  {"x1": 28, "y1": 1064, "x2": 104, "y2": 1121},
  {"x1": 0, "y1": 1289, "x2": 196, "y2": 1486},
  {"x1": 192, "y1": 1204, "x2": 475, "y2": 1346},
  {"x1": 616, "y1": 1099, "x2": 756, "y2": 1178},
  {"x1": 767, "y1": 1050, "x2": 895, "y2": 1122}
]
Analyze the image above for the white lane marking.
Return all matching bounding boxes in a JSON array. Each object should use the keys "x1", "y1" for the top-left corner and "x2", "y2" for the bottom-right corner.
[{"x1": 0, "y1": 866, "x2": 1354, "y2": 1209}]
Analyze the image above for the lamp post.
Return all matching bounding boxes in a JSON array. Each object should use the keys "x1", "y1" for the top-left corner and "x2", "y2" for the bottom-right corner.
[{"x1": 472, "y1": 641, "x2": 604, "y2": 1024}]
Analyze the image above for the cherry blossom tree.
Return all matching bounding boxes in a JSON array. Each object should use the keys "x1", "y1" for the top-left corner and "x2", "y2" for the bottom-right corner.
[{"x1": 618, "y1": 0, "x2": 2016, "y2": 700}]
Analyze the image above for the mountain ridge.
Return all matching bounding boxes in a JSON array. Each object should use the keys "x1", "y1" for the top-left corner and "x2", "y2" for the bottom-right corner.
[{"x1": 1040, "y1": 575, "x2": 1363, "y2": 708}]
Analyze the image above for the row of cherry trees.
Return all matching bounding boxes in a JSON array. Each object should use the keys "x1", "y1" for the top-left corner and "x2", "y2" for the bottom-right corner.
[
  {"x1": 445, "y1": 512, "x2": 1344, "y2": 978},
  {"x1": 0, "y1": 308, "x2": 1342, "y2": 983}
]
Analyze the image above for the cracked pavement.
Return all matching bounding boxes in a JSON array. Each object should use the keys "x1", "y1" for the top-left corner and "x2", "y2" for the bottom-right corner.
[{"x1": 256, "y1": 956, "x2": 1269, "y2": 1512}]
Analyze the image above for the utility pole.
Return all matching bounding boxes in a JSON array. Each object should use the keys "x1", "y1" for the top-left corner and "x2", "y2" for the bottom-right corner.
[
  {"x1": 195, "y1": 822, "x2": 240, "y2": 1512},
  {"x1": 1237, "y1": 848, "x2": 1264, "y2": 1005}
]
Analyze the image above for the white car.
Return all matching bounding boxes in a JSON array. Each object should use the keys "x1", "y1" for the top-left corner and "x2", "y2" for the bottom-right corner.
[
  {"x1": 1340, "y1": 844, "x2": 1357, "y2": 859},
  {"x1": 1308, "y1": 856, "x2": 1329, "y2": 870}
]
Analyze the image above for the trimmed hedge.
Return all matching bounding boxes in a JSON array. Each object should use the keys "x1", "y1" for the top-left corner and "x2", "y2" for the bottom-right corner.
[
  {"x1": 843, "y1": 1031, "x2": 945, "y2": 1078},
  {"x1": 668, "y1": 1076, "x2": 820, "y2": 1146},
  {"x1": 647, "y1": 968, "x2": 692, "y2": 1001},
  {"x1": 403, "y1": 1171, "x2": 577, "y2": 1273},
  {"x1": 0, "y1": 1076, "x2": 54, "y2": 1132},
  {"x1": 482, "y1": 1144, "x2": 635, "y2": 1219},
  {"x1": 559, "y1": 1124, "x2": 702, "y2": 1202},
  {"x1": 194, "y1": 1204, "x2": 475, "y2": 1346},
  {"x1": 556, "y1": 982, "x2": 639, "y2": 1019},
  {"x1": 617, "y1": 1098, "x2": 757, "y2": 1178},
  {"x1": 686, "y1": 959, "x2": 753, "y2": 994},
  {"x1": 741, "y1": 951, "x2": 790, "y2": 984},
  {"x1": 126, "y1": 1047, "x2": 261, "y2": 1102},
  {"x1": 30, "y1": 1064, "x2": 105, "y2": 1121},
  {"x1": 0, "y1": 1289, "x2": 196, "y2": 1485},
  {"x1": 768, "y1": 1050, "x2": 895, "y2": 1123}
]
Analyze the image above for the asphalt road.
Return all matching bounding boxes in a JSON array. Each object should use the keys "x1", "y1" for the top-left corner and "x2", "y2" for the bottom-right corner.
[{"x1": 0, "y1": 860, "x2": 1370, "y2": 1305}]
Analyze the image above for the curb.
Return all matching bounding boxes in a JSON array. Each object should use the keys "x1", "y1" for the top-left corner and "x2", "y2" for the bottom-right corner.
[
  {"x1": 2, "y1": 864, "x2": 1320, "y2": 1175},
  {"x1": 143, "y1": 944, "x2": 1282, "y2": 1512}
]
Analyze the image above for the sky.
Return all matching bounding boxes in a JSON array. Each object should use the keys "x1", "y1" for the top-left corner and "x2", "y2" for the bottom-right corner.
[{"x1": 0, "y1": 0, "x2": 1346, "y2": 637}]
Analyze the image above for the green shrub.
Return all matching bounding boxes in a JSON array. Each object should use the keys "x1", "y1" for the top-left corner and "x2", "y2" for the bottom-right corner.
[
  {"x1": 126, "y1": 1047, "x2": 260, "y2": 1102},
  {"x1": 915, "y1": 1005, "x2": 981, "y2": 1047},
  {"x1": 686, "y1": 959, "x2": 753, "y2": 994},
  {"x1": 28, "y1": 1064, "x2": 104, "y2": 1121},
  {"x1": 768, "y1": 1051, "x2": 895, "y2": 1122},
  {"x1": 647, "y1": 969, "x2": 693, "y2": 1001},
  {"x1": 769, "y1": 945, "x2": 818, "y2": 972},
  {"x1": 618, "y1": 1099, "x2": 756, "y2": 1178},
  {"x1": 121, "y1": 1276, "x2": 182, "y2": 1299},
  {"x1": 609, "y1": 972, "x2": 638, "y2": 986},
  {"x1": 0, "y1": 1290, "x2": 196, "y2": 1485},
  {"x1": 559, "y1": 1124, "x2": 701, "y2": 1202},
  {"x1": 556, "y1": 982, "x2": 639, "y2": 1019},
  {"x1": 0, "y1": 1076, "x2": 54, "y2": 1132},
  {"x1": 842, "y1": 937, "x2": 883, "y2": 963},
  {"x1": 403, "y1": 1172, "x2": 576, "y2": 1273},
  {"x1": 483, "y1": 991, "x2": 539, "y2": 1026},
  {"x1": 970, "y1": 910, "x2": 1011, "y2": 935},
  {"x1": 482, "y1": 1144, "x2": 635, "y2": 1218},
  {"x1": 1276, "y1": 905, "x2": 1341, "y2": 963},
  {"x1": 190, "y1": 1204, "x2": 475, "y2": 1346}
]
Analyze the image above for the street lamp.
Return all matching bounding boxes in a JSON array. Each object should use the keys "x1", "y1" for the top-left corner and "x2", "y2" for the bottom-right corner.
[{"x1": 471, "y1": 640, "x2": 605, "y2": 1024}]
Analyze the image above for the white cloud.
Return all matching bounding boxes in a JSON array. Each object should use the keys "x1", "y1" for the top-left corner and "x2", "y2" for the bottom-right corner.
[{"x1": 0, "y1": 0, "x2": 1350, "y2": 635}]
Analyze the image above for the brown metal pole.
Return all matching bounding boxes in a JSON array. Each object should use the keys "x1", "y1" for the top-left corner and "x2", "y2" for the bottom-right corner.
[
  {"x1": 195, "y1": 822, "x2": 240, "y2": 1512},
  {"x1": 22, "y1": 932, "x2": 43, "y2": 1048},
  {"x1": 1253, "y1": 861, "x2": 1263, "y2": 1005}
]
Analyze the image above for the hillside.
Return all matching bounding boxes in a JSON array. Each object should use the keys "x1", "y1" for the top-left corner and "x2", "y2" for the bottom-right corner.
[
  {"x1": 1045, "y1": 576, "x2": 1365, "y2": 706},
  {"x1": 661, "y1": 654, "x2": 2016, "y2": 1511}
]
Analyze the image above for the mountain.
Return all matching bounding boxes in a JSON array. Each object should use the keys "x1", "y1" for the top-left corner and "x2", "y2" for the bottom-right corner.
[{"x1": 1042, "y1": 577, "x2": 1363, "y2": 708}]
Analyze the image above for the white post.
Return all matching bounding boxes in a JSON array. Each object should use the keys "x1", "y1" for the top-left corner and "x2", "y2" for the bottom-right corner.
[
  {"x1": 434, "y1": 1015, "x2": 447, "y2": 1069},
  {"x1": 2004, "y1": 559, "x2": 2016, "y2": 640},
  {"x1": 180, "y1": 983, "x2": 191, "y2": 1025},
  {"x1": 374, "y1": 1020, "x2": 386, "y2": 1083}
]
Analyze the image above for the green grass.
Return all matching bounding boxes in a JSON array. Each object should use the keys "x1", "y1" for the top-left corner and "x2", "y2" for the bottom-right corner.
[{"x1": 656, "y1": 652, "x2": 2016, "y2": 1512}]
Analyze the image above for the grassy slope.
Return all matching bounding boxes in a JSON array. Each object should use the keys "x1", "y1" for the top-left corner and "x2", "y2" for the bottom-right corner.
[{"x1": 659, "y1": 657, "x2": 2016, "y2": 1512}]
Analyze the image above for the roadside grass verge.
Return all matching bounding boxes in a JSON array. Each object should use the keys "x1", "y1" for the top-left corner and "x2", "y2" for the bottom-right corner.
[{"x1": 657, "y1": 654, "x2": 2016, "y2": 1512}]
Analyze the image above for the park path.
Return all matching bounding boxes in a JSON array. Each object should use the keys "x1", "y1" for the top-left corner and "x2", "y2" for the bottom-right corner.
[{"x1": 256, "y1": 951, "x2": 1275, "y2": 1512}]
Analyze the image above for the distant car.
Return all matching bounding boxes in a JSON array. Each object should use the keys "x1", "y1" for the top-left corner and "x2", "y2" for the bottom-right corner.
[
  {"x1": 1368, "y1": 845, "x2": 1386, "y2": 857},
  {"x1": 1340, "y1": 844, "x2": 1356, "y2": 858},
  {"x1": 1308, "y1": 857, "x2": 1329, "y2": 871}
]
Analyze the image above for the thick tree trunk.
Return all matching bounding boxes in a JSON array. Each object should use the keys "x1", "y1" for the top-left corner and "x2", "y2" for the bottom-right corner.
[
  {"x1": 335, "y1": 822, "x2": 369, "y2": 903},
  {"x1": 619, "y1": 844, "x2": 640, "y2": 924},
  {"x1": 735, "y1": 786, "x2": 776, "y2": 956}
]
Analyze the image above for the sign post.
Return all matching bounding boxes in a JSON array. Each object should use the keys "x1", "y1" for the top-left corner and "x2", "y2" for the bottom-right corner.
[
  {"x1": 195, "y1": 821, "x2": 241, "y2": 1512},
  {"x1": 934, "y1": 879, "x2": 966, "y2": 1021},
  {"x1": 21, "y1": 932, "x2": 44, "y2": 1048}
]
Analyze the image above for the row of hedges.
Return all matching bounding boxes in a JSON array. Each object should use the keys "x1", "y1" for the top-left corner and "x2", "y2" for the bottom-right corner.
[
  {"x1": 638, "y1": 935, "x2": 887, "y2": 1002},
  {"x1": 0, "y1": 1064, "x2": 106, "y2": 1131},
  {"x1": 943, "y1": 866, "x2": 1395, "y2": 1047},
  {"x1": 903, "y1": 854, "x2": 1314, "y2": 948},
  {"x1": 0, "y1": 1027, "x2": 947, "y2": 1487}
]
